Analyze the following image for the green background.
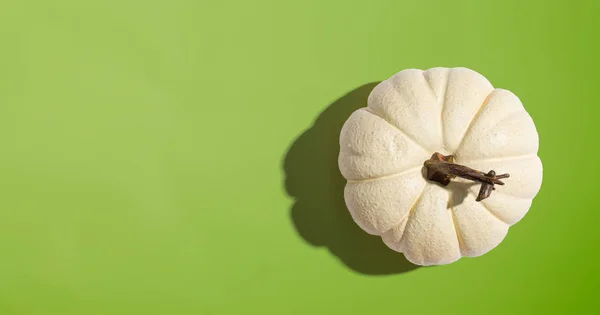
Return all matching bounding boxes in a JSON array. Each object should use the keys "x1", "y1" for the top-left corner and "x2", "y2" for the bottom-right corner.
[{"x1": 1, "y1": 0, "x2": 598, "y2": 314}]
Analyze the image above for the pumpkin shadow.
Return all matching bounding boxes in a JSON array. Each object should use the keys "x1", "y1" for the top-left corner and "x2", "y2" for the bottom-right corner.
[
  {"x1": 446, "y1": 181, "x2": 479, "y2": 208},
  {"x1": 424, "y1": 168, "x2": 479, "y2": 209},
  {"x1": 283, "y1": 82, "x2": 420, "y2": 276}
]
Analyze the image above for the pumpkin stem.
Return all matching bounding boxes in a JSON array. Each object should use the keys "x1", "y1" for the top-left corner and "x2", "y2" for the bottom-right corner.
[{"x1": 423, "y1": 152, "x2": 510, "y2": 202}]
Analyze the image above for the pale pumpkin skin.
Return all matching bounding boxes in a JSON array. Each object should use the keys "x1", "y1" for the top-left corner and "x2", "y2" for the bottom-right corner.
[{"x1": 338, "y1": 67, "x2": 543, "y2": 266}]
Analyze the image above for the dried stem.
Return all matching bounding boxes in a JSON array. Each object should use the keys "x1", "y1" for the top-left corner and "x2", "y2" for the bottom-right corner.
[{"x1": 423, "y1": 152, "x2": 510, "y2": 202}]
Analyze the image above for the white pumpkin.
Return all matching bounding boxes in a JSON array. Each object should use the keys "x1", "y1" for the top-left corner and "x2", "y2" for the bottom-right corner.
[{"x1": 338, "y1": 67, "x2": 543, "y2": 266}]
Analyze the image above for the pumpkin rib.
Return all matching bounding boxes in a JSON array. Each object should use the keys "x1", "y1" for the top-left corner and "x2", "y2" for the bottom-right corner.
[
  {"x1": 369, "y1": 71, "x2": 443, "y2": 151},
  {"x1": 456, "y1": 153, "x2": 537, "y2": 165},
  {"x1": 454, "y1": 94, "x2": 530, "y2": 159},
  {"x1": 346, "y1": 165, "x2": 423, "y2": 184},
  {"x1": 437, "y1": 69, "x2": 450, "y2": 149},
  {"x1": 472, "y1": 191, "x2": 533, "y2": 225},
  {"x1": 389, "y1": 184, "x2": 427, "y2": 240},
  {"x1": 483, "y1": 188, "x2": 534, "y2": 201},
  {"x1": 470, "y1": 196, "x2": 511, "y2": 226},
  {"x1": 422, "y1": 70, "x2": 438, "y2": 102},
  {"x1": 448, "y1": 208, "x2": 465, "y2": 255},
  {"x1": 361, "y1": 107, "x2": 433, "y2": 153},
  {"x1": 453, "y1": 88, "x2": 497, "y2": 154},
  {"x1": 449, "y1": 200, "x2": 510, "y2": 258}
]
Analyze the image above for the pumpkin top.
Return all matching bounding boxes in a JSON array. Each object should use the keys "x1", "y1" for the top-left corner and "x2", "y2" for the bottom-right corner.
[{"x1": 338, "y1": 67, "x2": 542, "y2": 266}]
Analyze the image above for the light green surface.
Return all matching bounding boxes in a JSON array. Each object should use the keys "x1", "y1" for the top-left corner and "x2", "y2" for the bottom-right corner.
[{"x1": 1, "y1": 1, "x2": 598, "y2": 314}]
